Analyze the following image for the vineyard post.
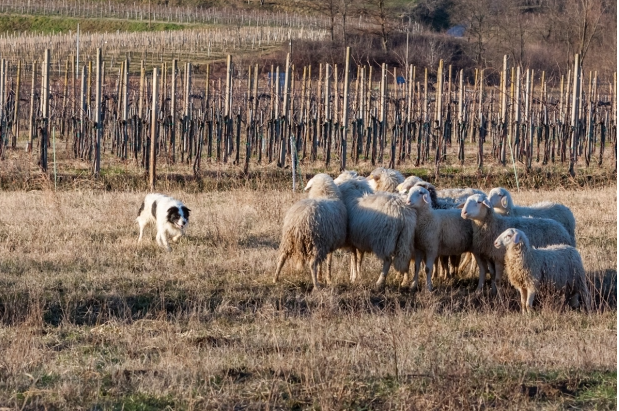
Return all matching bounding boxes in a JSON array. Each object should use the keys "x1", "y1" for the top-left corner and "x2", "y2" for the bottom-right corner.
[
  {"x1": 149, "y1": 67, "x2": 158, "y2": 191},
  {"x1": 12, "y1": 60, "x2": 20, "y2": 148},
  {"x1": 478, "y1": 68, "x2": 484, "y2": 169},
  {"x1": 40, "y1": 49, "x2": 50, "y2": 172},
  {"x1": 0, "y1": 59, "x2": 5, "y2": 144},
  {"x1": 170, "y1": 58, "x2": 177, "y2": 162},
  {"x1": 500, "y1": 55, "x2": 507, "y2": 165},
  {"x1": 515, "y1": 66, "x2": 521, "y2": 163},
  {"x1": 324, "y1": 63, "x2": 331, "y2": 166},
  {"x1": 569, "y1": 54, "x2": 581, "y2": 177},
  {"x1": 94, "y1": 48, "x2": 102, "y2": 176},
  {"x1": 458, "y1": 69, "x2": 464, "y2": 164},
  {"x1": 279, "y1": 53, "x2": 290, "y2": 168},
  {"x1": 79, "y1": 65, "x2": 86, "y2": 158},
  {"x1": 184, "y1": 61, "x2": 192, "y2": 161},
  {"x1": 341, "y1": 46, "x2": 350, "y2": 171},
  {"x1": 122, "y1": 58, "x2": 129, "y2": 160},
  {"x1": 379, "y1": 63, "x2": 386, "y2": 164},
  {"x1": 316, "y1": 63, "x2": 322, "y2": 159},
  {"x1": 62, "y1": 59, "x2": 68, "y2": 138},
  {"x1": 434, "y1": 59, "x2": 443, "y2": 178}
]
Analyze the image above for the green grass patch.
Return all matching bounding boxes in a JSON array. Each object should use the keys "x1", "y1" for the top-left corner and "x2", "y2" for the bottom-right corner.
[{"x1": 0, "y1": 13, "x2": 191, "y2": 34}]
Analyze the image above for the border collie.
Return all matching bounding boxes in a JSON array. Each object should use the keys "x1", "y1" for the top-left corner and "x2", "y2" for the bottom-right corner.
[{"x1": 137, "y1": 193, "x2": 190, "y2": 251}]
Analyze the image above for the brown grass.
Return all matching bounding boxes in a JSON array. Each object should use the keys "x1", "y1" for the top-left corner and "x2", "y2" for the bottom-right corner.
[{"x1": 0, "y1": 185, "x2": 616, "y2": 410}]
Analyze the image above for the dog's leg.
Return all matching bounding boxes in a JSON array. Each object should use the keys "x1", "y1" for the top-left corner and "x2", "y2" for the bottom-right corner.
[
  {"x1": 158, "y1": 229, "x2": 172, "y2": 252},
  {"x1": 137, "y1": 218, "x2": 146, "y2": 243}
]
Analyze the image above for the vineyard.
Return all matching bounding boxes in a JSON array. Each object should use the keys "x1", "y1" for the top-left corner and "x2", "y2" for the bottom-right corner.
[{"x1": 0, "y1": 39, "x2": 616, "y2": 190}]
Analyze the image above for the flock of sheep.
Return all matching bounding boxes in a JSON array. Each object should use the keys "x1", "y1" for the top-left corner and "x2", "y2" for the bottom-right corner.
[{"x1": 274, "y1": 167, "x2": 590, "y2": 314}]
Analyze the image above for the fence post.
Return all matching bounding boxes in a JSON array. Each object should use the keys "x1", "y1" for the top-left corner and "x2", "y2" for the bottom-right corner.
[
  {"x1": 341, "y1": 47, "x2": 350, "y2": 171},
  {"x1": 569, "y1": 54, "x2": 581, "y2": 177},
  {"x1": 40, "y1": 50, "x2": 50, "y2": 172},
  {"x1": 94, "y1": 48, "x2": 102, "y2": 176},
  {"x1": 12, "y1": 60, "x2": 21, "y2": 148},
  {"x1": 149, "y1": 67, "x2": 158, "y2": 191}
]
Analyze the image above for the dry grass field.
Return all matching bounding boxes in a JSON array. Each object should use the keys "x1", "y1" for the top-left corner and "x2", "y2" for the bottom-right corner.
[{"x1": 0, "y1": 184, "x2": 616, "y2": 410}]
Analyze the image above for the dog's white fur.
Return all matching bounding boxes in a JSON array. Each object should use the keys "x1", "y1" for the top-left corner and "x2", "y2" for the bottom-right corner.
[{"x1": 136, "y1": 193, "x2": 190, "y2": 251}]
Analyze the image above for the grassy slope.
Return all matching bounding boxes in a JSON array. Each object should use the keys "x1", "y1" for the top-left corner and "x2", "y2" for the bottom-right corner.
[
  {"x1": 0, "y1": 187, "x2": 615, "y2": 409},
  {"x1": 0, "y1": 13, "x2": 192, "y2": 34}
]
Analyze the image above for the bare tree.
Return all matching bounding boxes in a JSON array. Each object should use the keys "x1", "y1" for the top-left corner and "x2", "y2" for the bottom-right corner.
[
  {"x1": 314, "y1": 0, "x2": 339, "y2": 42},
  {"x1": 450, "y1": 0, "x2": 501, "y2": 66}
]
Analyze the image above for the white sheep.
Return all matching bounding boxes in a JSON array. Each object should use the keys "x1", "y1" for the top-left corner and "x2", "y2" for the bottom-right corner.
[
  {"x1": 437, "y1": 187, "x2": 485, "y2": 205},
  {"x1": 459, "y1": 193, "x2": 575, "y2": 295},
  {"x1": 487, "y1": 187, "x2": 576, "y2": 244},
  {"x1": 367, "y1": 167, "x2": 405, "y2": 192},
  {"x1": 396, "y1": 175, "x2": 425, "y2": 195},
  {"x1": 273, "y1": 174, "x2": 347, "y2": 289},
  {"x1": 494, "y1": 228, "x2": 591, "y2": 313},
  {"x1": 405, "y1": 186, "x2": 480, "y2": 291},
  {"x1": 335, "y1": 171, "x2": 416, "y2": 289}
]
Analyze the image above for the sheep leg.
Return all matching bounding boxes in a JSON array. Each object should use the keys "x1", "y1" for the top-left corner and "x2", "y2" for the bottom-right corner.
[
  {"x1": 356, "y1": 250, "x2": 364, "y2": 279},
  {"x1": 349, "y1": 249, "x2": 358, "y2": 283},
  {"x1": 449, "y1": 254, "x2": 461, "y2": 276},
  {"x1": 516, "y1": 287, "x2": 527, "y2": 314},
  {"x1": 325, "y1": 253, "x2": 333, "y2": 285},
  {"x1": 411, "y1": 250, "x2": 423, "y2": 291},
  {"x1": 273, "y1": 253, "x2": 288, "y2": 284},
  {"x1": 525, "y1": 289, "x2": 536, "y2": 313},
  {"x1": 310, "y1": 259, "x2": 323, "y2": 289},
  {"x1": 375, "y1": 260, "x2": 391, "y2": 290},
  {"x1": 425, "y1": 255, "x2": 436, "y2": 292},
  {"x1": 492, "y1": 262, "x2": 505, "y2": 296},
  {"x1": 473, "y1": 254, "x2": 488, "y2": 292}
]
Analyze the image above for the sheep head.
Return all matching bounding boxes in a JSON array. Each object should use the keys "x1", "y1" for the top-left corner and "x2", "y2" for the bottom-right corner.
[
  {"x1": 494, "y1": 228, "x2": 526, "y2": 249},
  {"x1": 459, "y1": 194, "x2": 492, "y2": 221},
  {"x1": 487, "y1": 187, "x2": 511, "y2": 211},
  {"x1": 304, "y1": 173, "x2": 339, "y2": 199},
  {"x1": 406, "y1": 186, "x2": 431, "y2": 208},
  {"x1": 397, "y1": 175, "x2": 425, "y2": 195}
]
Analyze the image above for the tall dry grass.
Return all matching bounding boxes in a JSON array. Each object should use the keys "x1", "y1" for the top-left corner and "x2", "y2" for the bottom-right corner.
[{"x1": 0, "y1": 186, "x2": 615, "y2": 409}]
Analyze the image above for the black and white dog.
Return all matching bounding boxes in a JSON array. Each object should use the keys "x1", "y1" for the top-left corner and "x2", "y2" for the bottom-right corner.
[{"x1": 137, "y1": 193, "x2": 190, "y2": 251}]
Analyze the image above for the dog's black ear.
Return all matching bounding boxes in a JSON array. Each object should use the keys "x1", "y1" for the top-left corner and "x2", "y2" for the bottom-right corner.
[
  {"x1": 138, "y1": 201, "x2": 145, "y2": 217},
  {"x1": 181, "y1": 206, "x2": 190, "y2": 218}
]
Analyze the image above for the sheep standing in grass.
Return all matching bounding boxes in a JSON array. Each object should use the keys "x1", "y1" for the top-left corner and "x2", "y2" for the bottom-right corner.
[
  {"x1": 273, "y1": 174, "x2": 347, "y2": 289},
  {"x1": 406, "y1": 186, "x2": 479, "y2": 291},
  {"x1": 459, "y1": 194, "x2": 575, "y2": 295},
  {"x1": 487, "y1": 187, "x2": 576, "y2": 244},
  {"x1": 367, "y1": 167, "x2": 405, "y2": 192},
  {"x1": 494, "y1": 228, "x2": 591, "y2": 313},
  {"x1": 335, "y1": 171, "x2": 416, "y2": 289}
]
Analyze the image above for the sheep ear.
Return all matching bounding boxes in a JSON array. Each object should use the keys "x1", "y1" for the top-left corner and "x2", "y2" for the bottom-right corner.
[
  {"x1": 501, "y1": 196, "x2": 508, "y2": 208},
  {"x1": 482, "y1": 199, "x2": 492, "y2": 208},
  {"x1": 456, "y1": 203, "x2": 465, "y2": 209},
  {"x1": 512, "y1": 232, "x2": 520, "y2": 244},
  {"x1": 422, "y1": 193, "x2": 431, "y2": 204}
]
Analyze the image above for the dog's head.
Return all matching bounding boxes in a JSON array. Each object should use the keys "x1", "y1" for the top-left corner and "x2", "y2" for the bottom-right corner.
[{"x1": 166, "y1": 205, "x2": 191, "y2": 230}]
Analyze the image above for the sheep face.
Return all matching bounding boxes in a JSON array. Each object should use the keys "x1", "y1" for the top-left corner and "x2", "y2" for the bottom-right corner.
[
  {"x1": 487, "y1": 187, "x2": 510, "y2": 210},
  {"x1": 406, "y1": 186, "x2": 431, "y2": 207},
  {"x1": 494, "y1": 228, "x2": 522, "y2": 249},
  {"x1": 459, "y1": 194, "x2": 492, "y2": 221}
]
